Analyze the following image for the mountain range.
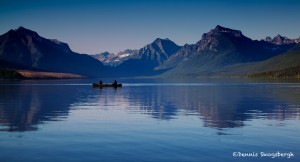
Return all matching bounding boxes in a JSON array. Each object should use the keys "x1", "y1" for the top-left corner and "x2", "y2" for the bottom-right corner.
[
  {"x1": 264, "y1": 35, "x2": 300, "y2": 45},
  {"x1": 158, "y1": 25, "x2": 297, "y2": 77},
  {"x1": 91, "y1": 49, "x2": 138, "y2": 67},
  {"x1": 0, "y1": 26, "x2": 299, "y2": 78}
]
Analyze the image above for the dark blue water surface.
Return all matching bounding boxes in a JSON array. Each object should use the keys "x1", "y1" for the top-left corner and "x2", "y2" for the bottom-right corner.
[{"x1": 0, "y1": 79, "x2": 299, "y2": 162}]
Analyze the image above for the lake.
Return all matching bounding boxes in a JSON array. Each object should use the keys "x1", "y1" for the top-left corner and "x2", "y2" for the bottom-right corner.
[{"x1": 0, "y1": 78, "x2": 299, "y2": 162}]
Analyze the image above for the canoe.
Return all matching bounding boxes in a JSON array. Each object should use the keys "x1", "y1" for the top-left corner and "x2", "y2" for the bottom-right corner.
[{"x1": 92, "y1": 83, "x2": 122, "y2": 88}]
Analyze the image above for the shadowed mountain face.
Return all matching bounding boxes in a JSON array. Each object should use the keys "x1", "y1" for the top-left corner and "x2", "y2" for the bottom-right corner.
[
  {"x1": 213, "y1": 43, "x2": 300, "y2": 77},
  {"x1": 131, "y1": 38, "x2": 181, "y2": 64},
  {"x1": 0, "y1": 27, "x2": 105, "y2": 77},
  {"x1": 113, "y1": 38, "x2": 181, "y2": 77},
  {"x1": 158, "y1": 25, "x2": 296, "y2": 77}
]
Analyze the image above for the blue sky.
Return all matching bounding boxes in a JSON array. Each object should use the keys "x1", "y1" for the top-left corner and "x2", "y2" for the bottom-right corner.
[{"x1": 1, "y1": 0, "x2": 300, "y2": 54}]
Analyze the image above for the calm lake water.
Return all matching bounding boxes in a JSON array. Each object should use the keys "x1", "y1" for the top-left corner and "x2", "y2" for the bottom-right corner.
[{"x1": 0, "y1": 79, "x2": 299, "y2": 162}]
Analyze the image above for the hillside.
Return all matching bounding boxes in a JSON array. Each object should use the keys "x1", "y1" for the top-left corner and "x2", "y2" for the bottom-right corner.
[
  {"x1": 0, "y1": 69, "x2": 24, "y2": 79},
  {"x1": 248, "y1": 66, "x2": 300, "y2": 78},
  {"x1": 159, "y1": 26, "x2": 296, "y2": 78},
  {"x1": 212, "y1": 43, "x2": 300, "y2": 78},
  {"x1": 0, "y1": 27, "x2": 106, "y2": 77}
]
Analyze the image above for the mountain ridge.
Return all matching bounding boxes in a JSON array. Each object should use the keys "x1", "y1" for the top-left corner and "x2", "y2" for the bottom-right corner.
[
  {"x1": 158, "y1": 25, "x2": 296, "y2": 78},
  {"x1": 0, "y1": 26, "x2": 299, "y2": 78},
  {"x1": 91, "y1": 49, "x2": 138, "y2": 67},
  {"x1": 112, "y1": 38, "x2": 181, "y2": 77},
  {"x1": 0, "y1": 26, "x2": 106, "y2": 77}
]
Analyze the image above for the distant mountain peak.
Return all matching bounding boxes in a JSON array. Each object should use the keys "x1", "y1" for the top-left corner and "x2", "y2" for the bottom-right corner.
[
  {"x1": 14, "y1": 26, "x2": 38, "y2": 35},
  {"x1": 152, "y1": 38, "x2": 172, "y2": 44},
  {"x1": 11, "y1": 26, "x2": 42, "y2": 42},
  {"x1": 147, "y1": 38, "x2": 181, "y2": 55},
  {"x1": 214, "y1": 25, "x2": 227, "y2": 30},
  {"x1": 16, "y1": 26, "x2": 26, "y2": 30},
  {"x1": 194, "y1": 25, "x2": 249, "y2": 53},
  {"x1": 211, "y1": 25, "x2": 243, "y2": 37},
  {"x1": 122, "y1": 38, "x2": 181, "y2": 69},
  {"x1": 101, "y1": 51, "x2": 111, "y2": 56},
  {"x1": 273, "y1": 34, "x2": 285, "y2": 40},
  {"x1": 265, "y1": 35, "x2": 297, "y2": 45},
  {"x1": 91, "y1": 49, "x2": 138, "y2": 66},
  {"x1": 13, "y1": 26, "x2": 25, "y2": 32}
]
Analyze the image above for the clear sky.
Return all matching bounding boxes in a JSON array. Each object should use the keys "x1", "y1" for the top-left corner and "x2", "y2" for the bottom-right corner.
[{"x1": 1, "y1": 0, "x2": 300, "y2": 54}]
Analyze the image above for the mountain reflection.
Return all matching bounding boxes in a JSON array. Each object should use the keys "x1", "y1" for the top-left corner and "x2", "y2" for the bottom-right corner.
[
  {"x1": 123, "y1": 84, "x2": 300, "y2": 128},
  {"x1": 0, "y1": 82, "x2": 83, "y2": 131},
  {"x1": 0, "y1": 81, "x2": 299, "y2": 132},
  {"x1": 127, "y1": 86, "x2": 178, "y2": 120}
]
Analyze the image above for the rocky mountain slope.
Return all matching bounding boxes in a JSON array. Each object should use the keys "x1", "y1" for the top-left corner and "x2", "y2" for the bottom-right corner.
[
  {"x1": 159, "y1": 25, "x2": 296, "y2": 77},
  {"x1": 113, "y1": 38, "x2": 181, "y2": 76},
  {"x1": 0, "y1": 27, "x2": 106, "y2": 77}
]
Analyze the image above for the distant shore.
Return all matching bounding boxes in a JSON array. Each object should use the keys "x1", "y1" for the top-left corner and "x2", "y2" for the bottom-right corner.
[
  {"x1": 18, "y1": 70, "x2": 84, "y2": 79},
  {"x1": 0, "y1": 69, "x2": 84, "y2": 79},
  {"x1": 248, "y1": 66, "x2": 300, "y2": 79}
]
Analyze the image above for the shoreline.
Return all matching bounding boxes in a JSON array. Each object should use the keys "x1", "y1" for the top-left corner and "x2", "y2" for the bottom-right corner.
[{"x1": 17, "y1": 70, "x2": 85, "y2": 79}]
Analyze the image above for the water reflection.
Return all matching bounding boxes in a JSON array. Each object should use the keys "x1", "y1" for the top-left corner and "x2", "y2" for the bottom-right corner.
[
  {"x1": 123, "y1": 84, "x2": 300, "y2": 128},
  {"x1": 126, "y1": 86, "x2": 178, "y2": 120},
  {"x1": 0, "y1": 81, "x2": 299, "y2": 132},
  {"x1": 0, "y1": 82, "x2": 87, "y2": 131}
]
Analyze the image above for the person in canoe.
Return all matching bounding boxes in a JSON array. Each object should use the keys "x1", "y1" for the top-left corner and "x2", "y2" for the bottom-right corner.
[
  {"x1": 99, "y1": 80, "x2": 103, "y2": 84},
  {"x1": 112, "y1": 80, "x2": 117, "y2": 87}
]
